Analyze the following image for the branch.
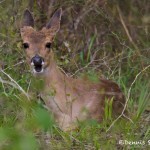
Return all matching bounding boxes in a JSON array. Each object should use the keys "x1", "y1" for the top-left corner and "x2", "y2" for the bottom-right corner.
[
  {"x1": 0, "y1": 69, "x2": 30, "y2": 100},
  {"x1": 106, "y1": 64, "x2": 150, "y2": 132}
]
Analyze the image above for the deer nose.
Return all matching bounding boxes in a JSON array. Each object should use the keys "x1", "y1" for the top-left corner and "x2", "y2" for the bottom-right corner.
[{"x1": 31, "y1": 55, "x2": 43, "y2": 65}]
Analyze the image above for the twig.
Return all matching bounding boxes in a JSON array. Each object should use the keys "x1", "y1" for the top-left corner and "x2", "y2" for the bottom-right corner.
[
  {"x1": 123, "y1": 114, "x2": 134, "y2": 123},
  {"x1": 27, "y1": 79, "x2": 31, "y2": 94},
  {"x1": 0, "y1": 41, "x2": 5, "y2": 48},
  {"x1": 106, "y1": 64, "x2": 150, "y2": 132},
  {"x1": 71, "y1": 49, "x2": 101, "y2": 77},
  {"x1": 74, "y1": 7, "x2": 94, "y2": 30},
  {"x1": 57, "y1": 66, "x2": 69, "y2": 77},
  {"x1": 0, "y1": 70, "x2": 30, "y2": 100},
  {"x1": 74, "y1": 0, "x2": 98, "y2": 30},
  {"x1": 4, "y1": 60, "x2": 24, "y2": 70},
  {"x1": 117, "y1": 5, "x2": 139, "y2": 51},
  {"x1": 0, "y1": 77, "x2": 6, "y2": 94}
]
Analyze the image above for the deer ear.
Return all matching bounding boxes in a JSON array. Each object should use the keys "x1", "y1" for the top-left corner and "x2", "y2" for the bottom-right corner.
[
  {"x1": 22, "y1": 9, "x2": 34, "y2": 27},
  {"x1": 46, "y1": 8, "x2": 62, "y2": 33}
]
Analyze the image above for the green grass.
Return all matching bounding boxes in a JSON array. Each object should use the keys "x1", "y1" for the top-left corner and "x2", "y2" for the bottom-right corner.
[{"x1": 0, "y1": 0, "x2": 150, "y2": 149}]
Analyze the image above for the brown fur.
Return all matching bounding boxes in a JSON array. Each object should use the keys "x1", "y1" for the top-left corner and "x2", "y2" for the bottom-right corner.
[{"x1": 20, "y1": 9, "x2": 125, "y2": 131}]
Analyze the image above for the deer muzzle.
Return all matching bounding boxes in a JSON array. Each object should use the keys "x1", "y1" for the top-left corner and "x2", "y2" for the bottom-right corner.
[{"x1": 31, "y1": 54, "x2": 44, "y2": 73}]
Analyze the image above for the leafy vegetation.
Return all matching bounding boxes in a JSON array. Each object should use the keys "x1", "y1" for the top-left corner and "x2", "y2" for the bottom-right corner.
[{"x1": 0, "y1": 0, "x2": 149, "y2": 149}]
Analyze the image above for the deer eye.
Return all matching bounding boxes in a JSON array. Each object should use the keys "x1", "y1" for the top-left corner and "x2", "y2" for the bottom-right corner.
[
  {"x1": 45, "y1": 42, "x2": 51, "y2": 49},
  {"x1": 23, "y1": 43, "x2": 29, "y2": 49}
]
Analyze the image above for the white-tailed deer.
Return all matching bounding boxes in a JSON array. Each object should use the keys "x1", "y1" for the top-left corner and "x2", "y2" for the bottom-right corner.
[{"x1": 20, "y1": 8, "x2": 125, "y2": 131}]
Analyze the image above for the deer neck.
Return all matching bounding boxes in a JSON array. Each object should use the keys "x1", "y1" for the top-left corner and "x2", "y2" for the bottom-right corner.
[{"x1": 41, "y1": 57, "x2": 67, "y2": 94}]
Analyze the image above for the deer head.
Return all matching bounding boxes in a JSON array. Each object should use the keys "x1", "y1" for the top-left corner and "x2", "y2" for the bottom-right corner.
[{"x1": 20, "y1": 8, "x2": 62, "y2": 74}]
